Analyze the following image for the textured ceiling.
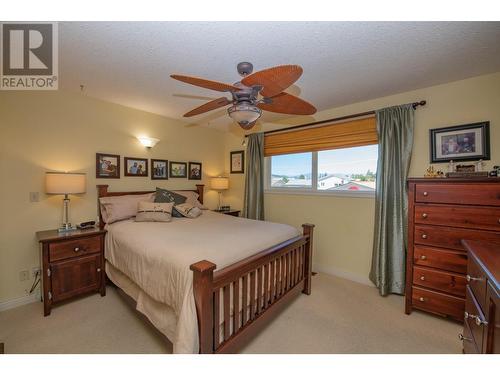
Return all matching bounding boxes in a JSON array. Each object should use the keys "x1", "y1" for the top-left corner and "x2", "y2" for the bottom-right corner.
[{"x1": 59, "y1": 22, "x2": 500, "y2": 131}]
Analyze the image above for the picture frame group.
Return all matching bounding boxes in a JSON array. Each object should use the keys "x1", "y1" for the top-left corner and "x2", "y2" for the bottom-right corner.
[{"x1": 96, "y1": 153, "x2": 202, "y2": 180}]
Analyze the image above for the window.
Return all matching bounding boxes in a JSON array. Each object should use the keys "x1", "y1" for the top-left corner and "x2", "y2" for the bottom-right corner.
[
  {"x1": 270, "y1": 152, "x2": 312, "y2": 188},
  {"x1": 267, "y1": 144, "x2": 378, "y2": 195}
]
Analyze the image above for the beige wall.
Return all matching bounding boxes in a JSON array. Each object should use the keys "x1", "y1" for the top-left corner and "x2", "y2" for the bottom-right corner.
[
  {"x1": 225, "y1": 72, "x2": 500, "y2": 284},
  {"x1": 0, "y1": 91, "x2": 226, "y2": 303}
]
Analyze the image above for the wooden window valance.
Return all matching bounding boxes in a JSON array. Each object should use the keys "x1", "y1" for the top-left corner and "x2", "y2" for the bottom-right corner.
[{"x1": 264, "y1": 116, "x2": 377, "y2": 157}]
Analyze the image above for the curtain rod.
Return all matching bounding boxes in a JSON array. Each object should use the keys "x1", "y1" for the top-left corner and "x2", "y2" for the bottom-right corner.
[{"x1": 247, "y1": 100, "x2": 426, "y2": 137}]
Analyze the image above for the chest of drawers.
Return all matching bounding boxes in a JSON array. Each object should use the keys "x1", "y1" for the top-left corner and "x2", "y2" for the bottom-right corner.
[{"x1": 405, "y1": 178, "x2": 500, "y2": 321}]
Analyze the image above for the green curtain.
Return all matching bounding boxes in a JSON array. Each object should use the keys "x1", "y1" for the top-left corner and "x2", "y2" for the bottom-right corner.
[
  {"x1": 369, "y1": 104, "x2": 415, "y2": 296},
  {"x1": 243, "y1": 133, "x2": 265, "y2": 220}
]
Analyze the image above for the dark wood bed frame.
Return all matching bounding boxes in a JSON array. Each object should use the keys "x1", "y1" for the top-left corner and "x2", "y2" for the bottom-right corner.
[{"x1": 97, "y1": 184, "x2": 314, "y2": 354}]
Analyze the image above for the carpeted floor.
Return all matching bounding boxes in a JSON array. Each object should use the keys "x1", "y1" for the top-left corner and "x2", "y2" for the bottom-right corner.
[{"x1": 0, "y1": 273, "x2": 462, "y2": 354}]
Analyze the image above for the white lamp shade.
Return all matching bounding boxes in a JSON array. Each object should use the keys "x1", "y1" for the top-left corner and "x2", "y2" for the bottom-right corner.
[
  {"x1": 46, "y1": 172, "x2": 86, "y2": 195},
  {"x1": 210, "y1": 176, "x2": 229, "y2": 190}
]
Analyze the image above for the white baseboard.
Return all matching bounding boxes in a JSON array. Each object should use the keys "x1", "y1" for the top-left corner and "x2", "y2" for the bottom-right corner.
[
  {"x1": 313, "y1": 263, "x2": 374, "y2": 287},
  {"x1": 0, "y1": 292, "x2": 41, "y2": 312}
]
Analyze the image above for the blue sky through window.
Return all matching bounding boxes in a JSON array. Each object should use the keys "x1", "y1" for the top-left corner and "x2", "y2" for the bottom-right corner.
[
  {"x1": 318, "y1": 145, "x2": 378, "y2": 175},
  {"x1": 271, "y1": 152, "x2": 312, "y2": 176},
  {"x1": 271, "y1": 145, "x2": 378, "y2": 177}
]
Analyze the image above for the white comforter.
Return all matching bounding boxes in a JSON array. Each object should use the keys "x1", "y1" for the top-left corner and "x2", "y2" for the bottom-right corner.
[{"x1": 105, "y1": 211, "x2": 300, "y2": 353}]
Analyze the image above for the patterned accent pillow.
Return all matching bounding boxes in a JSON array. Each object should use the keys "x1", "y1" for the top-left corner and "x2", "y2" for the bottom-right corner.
[
  {"x1": 174, "y1": 203, "x2": 202, "y2": 218},
  {"x1": 154, "y1": 188, "x2": 187, "y2": 217},
  {"x1": 135, "y1": 201, "x2": 174, "y2": 222},
  {"x1": 173, "y1": 190, "x2": 207, "y2": 210}
]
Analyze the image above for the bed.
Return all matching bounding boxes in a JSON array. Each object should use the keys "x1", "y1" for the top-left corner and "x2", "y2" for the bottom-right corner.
[{"x1": 97, "y1": 184, "x2": 314, "y2": 354}]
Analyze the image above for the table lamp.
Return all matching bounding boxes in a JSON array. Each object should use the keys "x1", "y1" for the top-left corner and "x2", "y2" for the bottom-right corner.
[
  {"x1": 46, "y1": 172, "x2": 86, "y2": 232},
  {"x1": 210, "y1": 176, "x2": 229, "y2": 210}
]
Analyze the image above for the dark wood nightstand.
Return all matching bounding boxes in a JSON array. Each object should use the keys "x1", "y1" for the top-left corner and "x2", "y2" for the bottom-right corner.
[
  {"x1": 212, "y1": 209, "x2": 241, "y2": 217},
  {"x1": 36, "y1": 227, "x2": 107, "y2": 316}
]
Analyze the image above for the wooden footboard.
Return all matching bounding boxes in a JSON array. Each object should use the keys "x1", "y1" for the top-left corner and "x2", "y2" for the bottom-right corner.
[{"x1": 190, "y1": 224, "x2": 314, "y2": 353}]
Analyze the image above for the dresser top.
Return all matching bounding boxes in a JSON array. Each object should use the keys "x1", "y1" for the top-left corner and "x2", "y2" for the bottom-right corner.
[
  {"x1": 462, "y1": 240, "x2": 500, "y2": 293},
  {"x1": 36, "y1": 227, "x2": 106, "y2": 243},
  {"x1": 408, "y1": 177, "x2": 500, "y2": 183}
]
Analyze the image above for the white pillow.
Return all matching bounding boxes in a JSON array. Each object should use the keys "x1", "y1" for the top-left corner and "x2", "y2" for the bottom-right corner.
[
  {"x1": 135, "y1": 201, "x2": 174, "y2": 222},
  {"x1": 100, "y1": 193, "x2": 154, "y2": 224},
  {"x1": 173, "y1": 190, "x2": 206, "y2": 209}
]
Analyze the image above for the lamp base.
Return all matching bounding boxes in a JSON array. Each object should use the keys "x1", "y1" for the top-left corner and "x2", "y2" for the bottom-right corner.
[{"x1": 58, "y1": 223, "x2": 77, "y2": 233}]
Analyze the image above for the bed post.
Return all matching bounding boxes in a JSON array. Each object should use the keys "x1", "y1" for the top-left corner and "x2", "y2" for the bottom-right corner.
[
  {"x1": 195, "y1": 184, "x2": 204, "y2": 204},
  {"x1": 96, "y1": 185, "x2": 109, "y2": 230},
  {"x1": 302, "y1": 224, "x2": 315, "y2": 295},
  {"x1": 190, "y1": 260, "x2": 216, "y2": 354}
]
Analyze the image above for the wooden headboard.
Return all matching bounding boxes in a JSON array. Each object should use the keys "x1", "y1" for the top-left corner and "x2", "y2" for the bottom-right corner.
[{"x1": 96, "y1": 184, "x2": 205, "y2": 230}]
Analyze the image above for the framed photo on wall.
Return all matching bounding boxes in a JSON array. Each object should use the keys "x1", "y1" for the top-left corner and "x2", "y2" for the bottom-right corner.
[
  {"x1": 96, "y1": 153, "x2": 120, "y2": 178},
  {"x1": 151, "y1": 159, "x2": 168, "y2": 180},
  {"x1": 429, "y1": 121, "x2": 490, "y2": 163},
  {"x1": 230, "y1": 150, "x2": 245, "y2": 174},
  {"x1": 124, "y1": 157, "x2": 148, "y2": 176},
  {"x1": 188, "y1": 162, "x2": 202, "y2": 180},
  {"x1": 169, "y1": 161, "x2": 187, "y2": 178}
]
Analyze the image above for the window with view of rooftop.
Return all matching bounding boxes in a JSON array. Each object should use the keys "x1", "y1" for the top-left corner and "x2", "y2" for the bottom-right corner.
[
  {"x1": 268, "y1": 145, "x2": 378, "y2": 193},
  {"x1": 270, "y1": 152, "x2": 312, "y2": 188},
  {"x1": 317, "y1": 145, "x2": 378, "y2": 191}
]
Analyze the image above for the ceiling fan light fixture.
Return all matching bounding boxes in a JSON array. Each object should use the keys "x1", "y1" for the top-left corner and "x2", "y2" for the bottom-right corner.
[{"x1": 228, "y1": 103, "x2": 262, "y2": 128}]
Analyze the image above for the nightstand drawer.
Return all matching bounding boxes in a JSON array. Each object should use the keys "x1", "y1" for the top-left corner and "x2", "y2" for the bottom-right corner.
[{"x1": 49, "y1": 236, "x2": 101, "y2": 262}]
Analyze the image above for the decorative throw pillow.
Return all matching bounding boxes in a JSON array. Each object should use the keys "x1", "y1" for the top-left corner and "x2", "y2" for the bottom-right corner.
[
  {"x1": 154, "y1": 187, "x2": 187, "y2": 217},
  {"x1": 135, "y1": 201, "x2": 174, "y2": 222},
  {"x1": 100, "y1": 193, "x2": 155, "y2": 224},
  {"x1": 174, "y1": 203, "x2": 203, "y2": 218},
  {"x1": 173, "y1": 190, "x2": 207, "y2": 210}
]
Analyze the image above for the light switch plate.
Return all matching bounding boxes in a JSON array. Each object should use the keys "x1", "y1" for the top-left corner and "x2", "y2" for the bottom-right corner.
[{"x1": 29, "y1": 192, "x2": 39, "y2": 202}]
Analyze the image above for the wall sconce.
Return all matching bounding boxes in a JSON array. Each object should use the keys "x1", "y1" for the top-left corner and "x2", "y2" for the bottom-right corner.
[{"x1": 138, "y1": 136, "x2": 160, "y2": 148}]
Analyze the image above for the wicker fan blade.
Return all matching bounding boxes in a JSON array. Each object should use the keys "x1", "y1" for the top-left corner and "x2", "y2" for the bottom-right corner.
[
  {"x1": 171, "y1": 75, "x2": 237, "y2": 92},
  {"x1": 183, "y1": 97, "x2": 231, "y2": 117},
  {"x1": 241, "y1": 65, "x2": 303, "y2": 97},
  {"x1": 257, "y1": 92, "x2": 316, "y2": 115}
]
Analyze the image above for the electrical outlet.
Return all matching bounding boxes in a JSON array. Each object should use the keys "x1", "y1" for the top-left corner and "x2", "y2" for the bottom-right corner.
[
  {"x1": 32, "y1": 267, "x2": 41, "y2": 278},
  {"x1": 29, "y1": 192, "x2": 39, "y2": 202},
  {"x1": 19, "y1": 270, "x2": 29, "y2": 281}
]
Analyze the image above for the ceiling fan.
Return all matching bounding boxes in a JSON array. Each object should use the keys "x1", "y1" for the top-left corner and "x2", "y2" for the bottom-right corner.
[{"x1": 170, "y1": 62, "x2": 317, "y2": 130}]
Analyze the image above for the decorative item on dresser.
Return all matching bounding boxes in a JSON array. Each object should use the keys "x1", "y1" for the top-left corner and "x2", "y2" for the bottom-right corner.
[
  {"x1": 405, "y1": 178, "x2": 500, "y2": 321},
  {"x1": 36, "y1": 228, "x2": 107, "y2": 316},
  {"x1": 460, "y1": 240, "x2": 499, "y2": 354}
]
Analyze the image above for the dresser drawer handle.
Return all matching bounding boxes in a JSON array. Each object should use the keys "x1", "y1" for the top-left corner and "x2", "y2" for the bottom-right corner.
[
  {"x1": 420, "y1": 255, "x2": 427, "y2": 260},
  {"x1": 419, "y1": 297, "x2": 425, "y2": 302},
  {"x1": 474, "y1": 316, "x2": 488, "y2": 326},
  {"x1": 420, "y1": 276, "x2": 425, "y2": 281},
  {"x1": 466, "y1": 275, "x2": 483, "y2": 282},
  {"x1": 97, "y1": 268, "x2": 101, "y2": 273},
  {"x1": 465, "y1": 312, "x2": 488, "y2": 326},
  {"x1": 422, "y1": 213, "x2": 428, "y2": 218},
  {"x1": 421, "y1": 234, "x2": 427, "y2": 239},
  {"x1": 423, "y1": 191, "x2": 428, "y2": 196},
  {"x1": 74, "y1": 247, "x2": 80, "y2": 252},
  {"x1": 458, "y1": 333, "x2": 472, "y2": 342}
]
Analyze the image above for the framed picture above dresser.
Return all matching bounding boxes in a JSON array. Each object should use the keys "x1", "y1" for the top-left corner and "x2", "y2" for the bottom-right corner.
[{"x1": 405, "y1": 178, "x2": 500, "y2": 322}]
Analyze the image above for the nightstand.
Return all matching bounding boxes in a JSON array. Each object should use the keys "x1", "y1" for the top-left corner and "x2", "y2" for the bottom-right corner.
[
  {"x1": 212, "y1": 209, "x2": 241, "y2": 217},
  {"x1": 36, "y1": 227, "x2": 106, "y2": 316}
]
